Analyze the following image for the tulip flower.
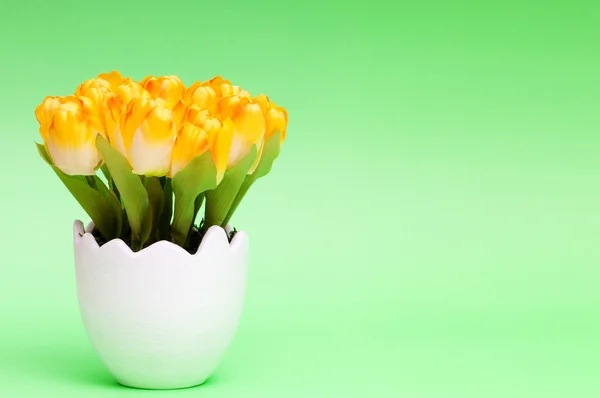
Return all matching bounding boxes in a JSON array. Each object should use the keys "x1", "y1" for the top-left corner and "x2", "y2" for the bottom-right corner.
[
  {"x1": 141, "y1": 75, "x2": 187, "y2": 128},
  {"x1": 202, "y1": 93, "x2": 266, "y2": 229},
  {"x1": 171, "y1": 108, "x2": 234, "y2": 181},
  {"x1": 74, "y1": 70, "x2": 131, "y2": 97},
  {"x1": 266, "y1": 104, "x2": 288, "y2": 139},
  {"x1": 74, "y1": 72, "x2": 132, "y2": 135},
  {"x1": 103, "y1": 81, "x2": 151, "y2": 155},
  {"x1": 185, "y1": 76, "x2": 249, "y2": 113},
  {"x1": 169, "y1": 107, "x2": 234, "y2": 245},
  {"x1": 185, "y1": 81, "x2": 219, "y2": 113},
  {"x1": 217, "y1": 94, "x2": 266, "y2": 169},
  {"x1": 35, "y1": 96, "x2": 104, "y2": 176},
  {"x1": 262, "y1": 99, "x2": 288, "y2": 143},
  {"x1": 215, "y1": 95, "x2": 288, "y2": 227},
  {"x1": 141, "y1": 75, "x2": 185, "y2": 107},
  {"x1": 35, "y1": 71, "x2": 288, "y2": 251},
  {"x1": 248, "y1": 94, "x2": 288, "y2": 173},
  {"x1": 78, "y1": 88, "x2": 109, "y2": 136},
  {"x1": 119, "y1": 96, "x2": 178, "y2": 176},
  {"x1": 257, "y1": 98, "x2": 288, "y2": 168},
  {"x1": 210, "y1": 76, "x2": 248, "y2": 97}
]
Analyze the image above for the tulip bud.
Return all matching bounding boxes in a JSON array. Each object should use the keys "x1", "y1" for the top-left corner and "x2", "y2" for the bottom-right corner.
[
  {"x1": 103, "y1": 81, "x2": 151, "y2": 155},
  {"x1": 78, "y1": 87, "x2": 109, "y2": 135},
  {"x1": 119, "y1": 96, "x2": 178, "y2": 176},
  {"x1": 185, "y1": 81, "x2": 219, "y2": 113},
  {"x1": 253, "y1": 94, "x2": 288, "y2": 143},
  {"x1": 75, "y1": 72, "x2": 134, "y2": 138},
  {"x1": 210, "y1": 76, "x2": 246, "y2": 97},
  {"x1": 35, "y1": 96, "x2": 103, "y2": 176},
  {"x1": 74, "y1": 70, "x2": 131, "y2": 97},
  {"x1": 185, "y1": 76, "x2": 249, "y2": 113},
  {"x1": 141, "y1": 75, "x2": 187, "y2": 130},
  {"x1": 265, "y1": 103, "x2": 288, "y2": 143},
  {"x1": 171, "y1": 108, "x2": 233, "y2": 181},
  {"x1": 243, "y1": 95, "x2": 287, "y2": 174},
  {"x1": 141, "y1": 75, "x2": 185, "y2": 106},
  {"x1": 34, "y1": 96, "x2": 62, "y2": 141},
  {"x1": 217, "y1": 94, "x2": 266, "y2": 169}
]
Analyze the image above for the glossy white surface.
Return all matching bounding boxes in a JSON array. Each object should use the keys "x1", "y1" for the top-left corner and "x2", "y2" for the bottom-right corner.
[{"x1": 73, "y1": 220, "x2": 249, "y2": 390}]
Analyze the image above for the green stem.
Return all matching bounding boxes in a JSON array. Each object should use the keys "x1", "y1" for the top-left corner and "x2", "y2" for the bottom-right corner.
[
  {"x1": 171, "y1": 189, "x2": 197, "y2": 246},
  {"x1": 222, "y1": 176, "x2": 255, "y2": 228},
  {"x1": 158, "y1": 178, "x2": 173, "y2": 241},
  {"x1": 131, "y1": 239, "x2": 142, "y2": 252},
  {"x1": 121, "y1": 210, "x2": 131, "y2": 240},
  {"x1": 101, "y1": 164, "x2": 120, "y2": 201},
  {"x1": 178, "y1": 194, "x2": 206, "y2": 247},
  {"x1": 192, "y1": 194, "x2": 204, "y2": 229},
  {"x1": 85, "y1": 175, "x2": 98, "y2": 190}
]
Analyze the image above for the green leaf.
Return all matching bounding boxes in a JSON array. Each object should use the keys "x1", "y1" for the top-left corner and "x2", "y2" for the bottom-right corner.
[
  {"x1": 121, "y1": 210, "x2": 131, "y2": 240},
  {"x1": 171, "y1": 151, "x2": 218, "y2": 246},
  {"x1": 95, "y1": 135, "x2": 151, "y2": 250},
  {"x1": 144, "y1": 176, "x2": 163, "y2": 246},
  {"x1": 157, "y1": 177, "x2": 173, "y2": 241},
  {"x1": 204, "y1": 145, "x2": 258, "y2": 229},
  {"x1": 92, "y1": 174, "x2": 123, "y2": 236},
  {"x1": 36, "y1": 142, "x2": 52, "y2": 165},
  {"x1": 101, "y1": 163, "x2": 120, "y2": 201},
  {"x1": 36, "y1": 142, "x2": 121, "y2": 240},
  {"x1": 192, "y1": 193, "x2": 204, "y2": 229},
  {"x1": 222, "y1": 132, "x2": 282, "y2": 227},
  {"x1": 100, "y1": 164, "x2": 110, "y2": 180},
  {"x1": 253, "y1": 131, "x2": 283, "y2": 180}
]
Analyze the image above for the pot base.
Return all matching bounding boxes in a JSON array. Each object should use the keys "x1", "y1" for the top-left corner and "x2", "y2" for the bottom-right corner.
[
  {"x1": 73, "y1": 220, "x2": 249, "y2": 392},
  {"x1": 116, "y1": 377, "x2": 209, "y2": 391}
]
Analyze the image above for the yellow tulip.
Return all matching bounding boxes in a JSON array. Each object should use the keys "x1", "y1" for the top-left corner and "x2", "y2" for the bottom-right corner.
[
  {"x1": 217, "y1": 94, "x2": 266, "y2": 169},
  {"x1": 244, "y1": 95, "x2": 288, "y2": 173},
  {"x1": 35, "y1": 96, "x2": 103, "y2": 176},
  {"x1": 170, "y1": 123, "x2": 210, "y2": 178},
  {"x1": 185, "y1": 80, "x2": 219, "y2": 113},
  {"x1": 186, "y1": 76, "x2": 249, "y2": 113},
  {"x1": 98, "y1": 70, "x2": 132, "y2": 89},
  {"x1": 35, "y1": 96, "x2": 62, "y2": 140},
  {"x1": 74, "y1": 72, "x2": 131, "y2": 134},
  {"x1": 170, "y1": 107, "x2": 234, "y2": 180},
  {"x1": 77, "y1": 87, "x2": 109, "y2": 136},
  {"x1": 74, "y1": 70, "x2": 131, "y2": 97},
  {"x1": 141, "y1": 75, "x2": 184, "y2": 106},
  {"x1": 210, "y1": 76, "x2": 247, "y2": 97},
  {"x1": 141, "y1": 75, "x2": 187, "y2": 130},
  {"x1": 265, "y1": 102, "x2": 288, "y2": 143},
  {"x1": 75, "y1": 71, "x2": 133, "y2": 135},
  {"x1": 119, "y1": 96, "x2": 178, "y2": 176},
  {"x1": 103, "y1": 81, "x2": 151, "y2": 155},
  {"x1": 253, "y1": 94, "x2": 287, "y2": 142}
]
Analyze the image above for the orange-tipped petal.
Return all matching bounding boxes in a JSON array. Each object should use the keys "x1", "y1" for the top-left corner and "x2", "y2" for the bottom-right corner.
[
  {"x1": 170, "y1": 122, "x2": 211, "y2": 177},
  {"x1": 120, "y1": 97, "x2": 177, "y2": 176},
  {"x1": 266, "y1": 103, "x2": 288, "y2": 143},
  {"x1": 39, "y1": 96, "x2": 102, "y2": 175},
  {"x1": 211, "y1": 118, "x2": 234, "y2": 182},
  {"x1": 141, "y1": 75, "x2": 186, "y2": 108},
  {"x1": 35, "y1": 96, "x2": 63, "y2": 141}
]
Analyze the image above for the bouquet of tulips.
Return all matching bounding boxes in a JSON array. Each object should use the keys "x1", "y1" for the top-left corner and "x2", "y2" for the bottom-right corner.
[{"x1": 35, "y1": 71, "x2": 287, "y2": 252}]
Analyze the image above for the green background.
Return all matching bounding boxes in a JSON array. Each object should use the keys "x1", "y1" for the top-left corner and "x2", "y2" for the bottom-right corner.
[{"x1": 1, "y1": 0, "x2": 599, "y2": 397}]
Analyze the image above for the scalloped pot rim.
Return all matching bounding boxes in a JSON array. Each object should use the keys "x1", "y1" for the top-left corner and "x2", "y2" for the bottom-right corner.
[{"x1": 73, "y1": 220, "x2": 249, "y2": 258}]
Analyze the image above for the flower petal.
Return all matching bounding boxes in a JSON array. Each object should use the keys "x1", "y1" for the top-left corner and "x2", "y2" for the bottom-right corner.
[
  {"x1": 47, "y1": 109, "x2": 99, "y2": 175},
  {"x1": 170, "y1": 122, "x2": 210, "y2": 177}
]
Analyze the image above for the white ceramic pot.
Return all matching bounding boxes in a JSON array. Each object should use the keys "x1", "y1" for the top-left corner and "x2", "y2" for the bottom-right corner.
[{"x1": 72, "y1": 220, "x2": 249, "y2": 390}]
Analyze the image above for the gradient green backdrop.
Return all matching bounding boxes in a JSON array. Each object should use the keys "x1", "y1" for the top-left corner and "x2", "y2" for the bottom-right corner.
[{"x1": 1, "y1": 1, "x2": 599, "y2": 397}]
